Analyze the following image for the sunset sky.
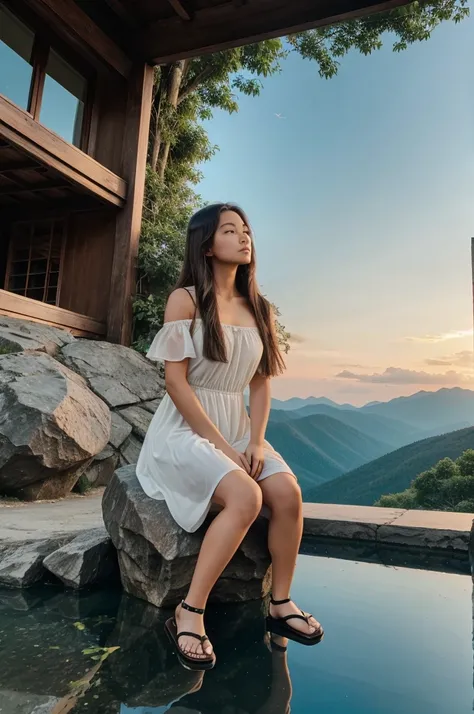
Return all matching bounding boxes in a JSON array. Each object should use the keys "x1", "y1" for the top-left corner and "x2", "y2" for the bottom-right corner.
[{"x1": 198, "y1": 10, "x2": 474, "y2": 405}]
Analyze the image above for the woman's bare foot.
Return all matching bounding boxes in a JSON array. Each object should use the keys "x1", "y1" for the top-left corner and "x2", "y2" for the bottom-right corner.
[
  {"x1": 269, "y1": 600, "x2": 321, "y2": 636},
  {"x1": 175, "y1": 603, "x2": 214, "y2": 660}
]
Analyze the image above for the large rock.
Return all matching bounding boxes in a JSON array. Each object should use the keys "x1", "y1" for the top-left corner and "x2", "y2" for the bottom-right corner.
[
  {"x1": 0, "y1": 352, "x2": 110, "y2": 499},
  {"x1": 0, "y1": 315, "x2": 75, "y2": 357},
  {"x1": 43, "y1": 527, "x2": 119, "y2": 589},
  {"x1": 0, "y1": 536, "x2": 73, "y2": 587},
  {"x1": 62, "y1": 340, "x2": 165, "y2": 408},
  {"x1": 103, "y1": 466, "x2": 272, "y2": 607}
]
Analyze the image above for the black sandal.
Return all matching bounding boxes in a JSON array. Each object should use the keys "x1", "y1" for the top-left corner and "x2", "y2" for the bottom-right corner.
[
  {"x1": 165, "y1": 601, "x2": 216, "y2": 671},
  {"x1": 266, "y1": 596, "x2": 324, "y2": 646}
]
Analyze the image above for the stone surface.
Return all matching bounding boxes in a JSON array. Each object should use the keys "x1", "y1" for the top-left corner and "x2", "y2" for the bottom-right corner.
[
  {"x1": 102, "y1": 465, "x2": 272, "y2": 607},
  {"x1": 62, "y1": 340, "x2": 166, "y2": 408},
  {"x1": 303, "y1": 503, "x2": 405, "y2": 541},
  {"x1": 118, "y1": 405, "x2": 153, "y2": 439},
  {"x1": 109, "y1": 411, "x2": 133, "y2": 448},
  {"x1": 85, "y1": 452, "x2": 119, "y2": 487},
  {"x1": 118, "y1": 433, "x2": 143, "y2": 465},
  {"x1": 43, "y1": 527, "x2": 119, "y2": 588},
  {"x1": 377, "y1": 508, "x2": 473, "y2": 551},
  {"x1": 0, "y1": 536, "x2": 73, "y2": 587},
  {"x1": 0, "y1": 352, "x2": 110, "y2": 499},
  {"x1": 0, "y1": 491, "x2": 104, "y2": 543},
  {"x1": 0, "y1": 315, "x2": 75, "y2": 357},
  {"x1": 0, "y1": 690, "x2": 60, "y2": 714},
  {"x1": 141, "y1": 399, "x2": 162, "y2": 414}
]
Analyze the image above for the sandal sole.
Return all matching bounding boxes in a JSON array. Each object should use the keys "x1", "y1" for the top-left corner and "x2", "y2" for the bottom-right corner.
[
  {"x1": 164, "y1": 618, "x2": 216, "y2": 671},
  {"x1": 266, "y1": 616, "x2": 324, "y2": 646}
]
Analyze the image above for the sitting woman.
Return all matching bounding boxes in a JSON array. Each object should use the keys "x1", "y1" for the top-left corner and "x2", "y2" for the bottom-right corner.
[{"x1": 136, "y1": 203, "x2": 323, "y2": 670}]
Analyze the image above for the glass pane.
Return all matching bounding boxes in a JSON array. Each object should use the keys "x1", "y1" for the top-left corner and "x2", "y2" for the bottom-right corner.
[
  {"x1": 40, "y1": 49, "x2": 87, "y2": 146},
  {"x1": 0, "y1": 6, "x2": 34, "y2": 109}
]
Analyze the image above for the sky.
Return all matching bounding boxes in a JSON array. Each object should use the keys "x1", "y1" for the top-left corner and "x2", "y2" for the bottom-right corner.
[{"x1": 197, "y1": 10, "x2": 474, "y2": 405}]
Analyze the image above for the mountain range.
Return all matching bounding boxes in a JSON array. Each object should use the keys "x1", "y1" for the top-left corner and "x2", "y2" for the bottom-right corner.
[{"x1": 266, "y1": 387, "x2": 474, "y2": 503}]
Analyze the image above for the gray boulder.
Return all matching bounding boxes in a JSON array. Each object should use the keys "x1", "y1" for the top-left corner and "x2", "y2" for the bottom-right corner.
[
  {"x1": 43, "y1": 527, "x2": 119, "y2": 588},
  {"x1": 103, "y1": 466, "x2": 272, "y2": 607},
  {"x1": 0, "y1": 536, "x2": 72, "y2": 587},
  {"x1": 62, "y1": 340, "x2": 165, "y2": 408},
  {"x1": 0, "y1": 315, "x2": 75, "y2": 357},
  {"x1": 0, "y1": 352, "x2": 110, "y2": 500}
]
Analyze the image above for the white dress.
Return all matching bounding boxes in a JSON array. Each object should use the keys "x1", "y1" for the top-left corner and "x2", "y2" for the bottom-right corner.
[{"x1": 136, "y1": 310, "x2": 294, "y2": 533}]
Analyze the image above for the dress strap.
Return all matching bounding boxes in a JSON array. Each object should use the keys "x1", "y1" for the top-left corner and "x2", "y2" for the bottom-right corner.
[{"x1": 183, "y1": 287, "x2": 197, "y2": 334}]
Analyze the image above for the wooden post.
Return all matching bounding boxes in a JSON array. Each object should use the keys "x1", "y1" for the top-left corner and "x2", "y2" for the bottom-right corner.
[{"x1": 107, "y1": 63, "x2": 154, "y2": 345}]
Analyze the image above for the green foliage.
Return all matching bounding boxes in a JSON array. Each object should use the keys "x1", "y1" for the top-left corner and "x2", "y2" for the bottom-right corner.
[
  {"x1": 134, "y1": 1, "x2": 468, "y2": 353},
  {"x1": 376, "y1": 488, "x2": 418, "y2": 509},
  {"x1": 375, "y1": 448, "x2": 474, "y2": 512}
]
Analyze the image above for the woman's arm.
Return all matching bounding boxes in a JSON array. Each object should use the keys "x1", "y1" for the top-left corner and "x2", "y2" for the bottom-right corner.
[
  {"x1": 247, "y1": 371, "x2": 271, "y2": 479},
  {"x1": 163, "y1": 289, "x2": 250, "y2": 473}
]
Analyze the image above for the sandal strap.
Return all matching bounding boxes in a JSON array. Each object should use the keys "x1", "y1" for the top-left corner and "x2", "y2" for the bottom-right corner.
[
  {"x1": 280, "y1": 613, "x2": 309, "y2": 623},
  {"x1": 177, "y1": 630, "x2": 209, "y2": 643},
  {"x1": 271, "y1": 596, "x2": 291, "y2": 606},
  {"x1": 181, "y1": 600, "x2": 205, "y2": 615}
]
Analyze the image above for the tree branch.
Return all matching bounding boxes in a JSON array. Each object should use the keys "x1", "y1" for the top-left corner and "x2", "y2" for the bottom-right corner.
[{"x1": 178, "y1": 66, "x2": 216, "y2": 104}]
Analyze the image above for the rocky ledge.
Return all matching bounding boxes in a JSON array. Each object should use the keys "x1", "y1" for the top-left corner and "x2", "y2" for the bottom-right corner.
[
  {"x1": 0, "y1": 316, "x2": 165, "y2": 501},
  {"x1": 102, "y1": 465, "x2": 272, "y2": 607}
]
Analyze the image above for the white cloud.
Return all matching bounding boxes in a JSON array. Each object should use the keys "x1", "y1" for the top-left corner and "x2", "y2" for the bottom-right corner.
[
  {"x1": 336, "y1": 366, "x2": 474, "y2": 385},
  {"x1": 425, "y1": 351, "x2": 474, "y2": 368},
  {"x1": 406, "y1": 329, "x2": 473, "y2": 343}
]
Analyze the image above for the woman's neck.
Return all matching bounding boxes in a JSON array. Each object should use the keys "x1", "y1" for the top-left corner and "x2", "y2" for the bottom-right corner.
[{"x1": 213, "y1": 262, "x2": 238, "y2": 301}]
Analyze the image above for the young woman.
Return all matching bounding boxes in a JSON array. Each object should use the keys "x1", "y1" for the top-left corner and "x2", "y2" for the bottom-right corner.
[{"x1": 136, "y1": 203, "x2": 323, "y2": 670}]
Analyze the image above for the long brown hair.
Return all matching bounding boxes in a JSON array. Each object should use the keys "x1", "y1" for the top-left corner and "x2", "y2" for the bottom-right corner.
[{"x1": 174, "y1": 203, "x2": 285, "y2": 378}]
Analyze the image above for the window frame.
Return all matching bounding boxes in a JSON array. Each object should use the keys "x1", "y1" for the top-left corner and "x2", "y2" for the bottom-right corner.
[{"x1": 0, "y1": 2, "x2": 95, "y2": 151}]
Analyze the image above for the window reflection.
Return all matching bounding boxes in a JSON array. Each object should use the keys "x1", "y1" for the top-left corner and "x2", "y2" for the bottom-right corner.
[
  {"x1": 0, "y1": 6, "x2": 34, "y2": 110},
  {"x1": 40, "y1": 50, "x2": 87, "y2": 147}
]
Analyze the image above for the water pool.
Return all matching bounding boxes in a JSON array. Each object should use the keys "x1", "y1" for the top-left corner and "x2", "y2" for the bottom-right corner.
[{"x1": 0, "y1": 547, "x2": 471, "y2": 714}]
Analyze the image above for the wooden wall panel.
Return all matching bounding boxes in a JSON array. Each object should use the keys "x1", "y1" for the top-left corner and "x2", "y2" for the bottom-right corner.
[
  {"x1": 59, "y1": 209, "x2": 116, "y2": 322},
  {"x1": 92, "y1": 72, "x2": 128, "y2": 176}
]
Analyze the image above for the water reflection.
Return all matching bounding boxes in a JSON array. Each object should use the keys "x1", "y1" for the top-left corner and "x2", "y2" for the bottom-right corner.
[{"x1": 102, "y1": 596, "x2": 296, "y2": 714}]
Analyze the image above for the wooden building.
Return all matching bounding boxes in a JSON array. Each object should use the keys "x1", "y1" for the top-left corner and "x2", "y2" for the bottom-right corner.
[{"x1": 0, "y1": 0, "x2": 409, "y2": 345}]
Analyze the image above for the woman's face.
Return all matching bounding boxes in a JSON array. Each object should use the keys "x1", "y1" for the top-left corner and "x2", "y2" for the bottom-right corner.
[{"x1": 208, "y1": 210, "x2": 252, "y2": 265}]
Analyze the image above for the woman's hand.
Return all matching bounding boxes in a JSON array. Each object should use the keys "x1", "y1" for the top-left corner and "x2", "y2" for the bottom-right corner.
[
  {"x1": 222, "y1": 444, "x2": 251, "y2": 474},
  {"x1": 245, "y1": 443, "x2": 265, "y2": 480}
]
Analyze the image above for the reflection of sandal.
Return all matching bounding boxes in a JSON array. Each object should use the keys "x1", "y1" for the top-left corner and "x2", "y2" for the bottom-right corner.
[
  {"x1": 264, "y1": 632, "x2": 288, "y2": 653},
  {"x1": 266, "y1": 596, "x2": 324, "y2": 646},
  {"x1": 165, "y1": 601, "x2": 216, "y2": 671}
]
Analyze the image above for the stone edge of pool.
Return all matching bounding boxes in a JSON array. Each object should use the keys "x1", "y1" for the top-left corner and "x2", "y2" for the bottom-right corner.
[
  {"x1": 1, "y1": 492, "x2": 472, "y2": 552},
  {"x1": 303, "y1": 502, "x2": 473, "y2": 552}
]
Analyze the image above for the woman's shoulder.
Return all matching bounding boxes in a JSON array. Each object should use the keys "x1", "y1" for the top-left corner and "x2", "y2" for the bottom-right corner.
[{"x1": 164, "y1": 287, "x2": 196, "y2": 323}]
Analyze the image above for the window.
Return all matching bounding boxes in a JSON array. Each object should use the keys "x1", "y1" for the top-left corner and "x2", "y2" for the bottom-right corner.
[
  {"x1": 0, "y1": 3, "x2": 91, "y2": 149},
  {"x1": 40, "y1": 50, "x2": 88, "y2": 146},
  {"x1": 5, "y1": 219, "x2": 66, "y2": 305},
  {"x1": 0, "y1": 6, "x2": 34, "y2": 110}
]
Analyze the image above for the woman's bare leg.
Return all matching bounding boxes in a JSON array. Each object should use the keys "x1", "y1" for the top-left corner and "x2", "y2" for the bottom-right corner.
[
  {"x1": 176, "y1": 470, "x2": 262, "y2": 659},
  {"x1": 259, "y1": 472, "x2": 320, "y2": 635}
]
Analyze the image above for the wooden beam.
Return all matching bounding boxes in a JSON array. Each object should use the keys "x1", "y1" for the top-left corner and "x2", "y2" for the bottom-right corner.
[
  {"x1": 0, "y1": 95, "x2": 127, "y2": 207},
  {"x1": 0, "y1": 196, "x2": 101, "y2": 221},
  {"x1": 0, "y1": 289, "x2": 106, "y2": 336},
  {"x1": 24, "y1": 0, "x2": 132, "y2": 77},
  {"x1": 0, "y1": 160, "x2": 40, "y2": 173},
  {"x1": 0, "y1": 181, "x2": 68, "y2": 196},
  {"x1": 141, "y1": 0, "x2": 412, "y2": 64},
  {"x1": 166, "y1": 0, "x2": 192, "y2": 21},
  {"x1": 107, "y1": 63, "x2": 154, "y2": 345},
  {"x1": 103, "y1": 0, "x2": 139, "y2": 28}
]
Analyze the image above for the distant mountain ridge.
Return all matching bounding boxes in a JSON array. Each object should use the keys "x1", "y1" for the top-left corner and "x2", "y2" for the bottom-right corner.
[
  {"x1": 266, "y1": 388, "x2": 474, "y2": 500},
  {"x1": 308, "y1": 426, "x2": 474, "y2": 506},
  {"x1": 265, "y1": 414, "x2": 389, "y2": 496}
]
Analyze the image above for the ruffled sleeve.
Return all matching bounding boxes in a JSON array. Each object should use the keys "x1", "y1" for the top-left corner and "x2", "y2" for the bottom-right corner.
[{"x1": 146, "y1": 321, "x2": 196, "y2": 362}]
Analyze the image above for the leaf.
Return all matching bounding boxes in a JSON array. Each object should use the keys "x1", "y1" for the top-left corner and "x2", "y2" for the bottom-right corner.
[
  {"x1": 49, "y1": 646, "x2": 61, "y2": 650},
  {"x1": 82, "y1": 647, "x2": 104, "y2": 656},
  {"x1": 73, "y1": 622, "x2": 85, "y2": 631}
]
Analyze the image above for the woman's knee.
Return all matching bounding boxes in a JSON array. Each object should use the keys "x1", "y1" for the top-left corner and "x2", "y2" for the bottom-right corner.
[
  {"x1": 215, "y1": 470, "x2": 263, "y2": 524},
  {"x1": 261, "y1": 473, "x2": 302, "y2": 516}
]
